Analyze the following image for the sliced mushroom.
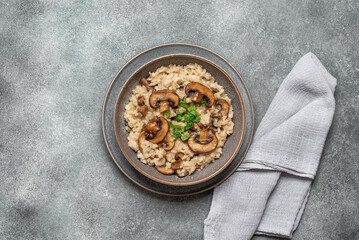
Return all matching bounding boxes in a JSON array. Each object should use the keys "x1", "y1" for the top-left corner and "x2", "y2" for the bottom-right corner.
[
  {"x1": 140, "y1": 77, "x2": 155, "y2": 92},
  {"x1": 137, "y1": 96, "x2": 148, "y2": 117},
  {"x1": 159, "y1": 100, "x2": 169, "y2": 113},
  {"x1": 158, "y1": 132, "x2": 175, "y2": 151},
  {"x1": 171, "y1": 153, "x2": 184, "y2": 170},
  {"x1": 143, "y1": 117, "x2": 169, "y2": 144},
  {"x1": 156, "y1": 167, "x2": 174, "y2": 175},
  {"x1": 138, "y1": 106, "x2": 148, "y2": 117},
  {"x1": 185, "y1": 82, "x2": 215, "y2": 107},
  {"x1": 172, "y1": 153, "x2": 189, "y2": 177},
  {"x1": 175, "y1": 169, "x2": 189, "y2": 177},
  {"x1": 137, "y1": 96, "x2": 145, "y2": 106},
  {"x1": 138, "y1": 132, "x2": 146, "y2": 153},
  {"x1": 187, "y1": 127, "x2": 218, "y2": 153},
  {"x1": 149, "y1": 90, "x2": 180, "y2": 113},
  {"x1": 211, "y1": 99, "x2": 229, "y2": 119}
]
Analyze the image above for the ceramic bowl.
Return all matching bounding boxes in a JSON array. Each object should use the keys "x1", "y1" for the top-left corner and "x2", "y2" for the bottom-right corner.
[{"x1": 114, "y1": 54, "x2": 246, "y2": 186}]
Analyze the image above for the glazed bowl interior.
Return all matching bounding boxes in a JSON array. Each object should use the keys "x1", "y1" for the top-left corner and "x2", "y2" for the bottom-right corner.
[{"x1": 114, "y1": 54, "x2": 246, "y2": 186}]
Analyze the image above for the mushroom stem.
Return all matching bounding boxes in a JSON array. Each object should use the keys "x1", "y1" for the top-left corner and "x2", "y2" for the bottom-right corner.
[
  {"x1": 159, "y1": 101, "x2": 169, "y2": 113},
  {"x1": 144, "y1": 122, "x2": 160, "y2": 136},
  {"x1": 191, "y1": 91, "x2": 204, "y2": 103},
  {"x1": 171, "y1": 152, "x2": 184, "y2": 170},
  {"x1": 198, "y1": 128, "x2": 210, "y2": 142},
  {"x1": 138, "y1": 105, "x2": 148, "y2": 117}
]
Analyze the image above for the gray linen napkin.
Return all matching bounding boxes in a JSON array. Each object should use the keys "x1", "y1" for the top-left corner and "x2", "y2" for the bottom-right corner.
[{"x1": 204, "y1": 53, "x2": 336, "y2": 239}]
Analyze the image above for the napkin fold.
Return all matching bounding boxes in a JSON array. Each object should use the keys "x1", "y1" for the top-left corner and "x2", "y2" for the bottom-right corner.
[{"x1": 204, "y1": 53, "x2": 336, "y2": 239}]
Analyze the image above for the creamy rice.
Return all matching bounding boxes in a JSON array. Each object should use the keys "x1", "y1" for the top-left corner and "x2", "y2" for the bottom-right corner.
[{"x1": 124, "y1": 63, "x2": 234, "y2": 176}]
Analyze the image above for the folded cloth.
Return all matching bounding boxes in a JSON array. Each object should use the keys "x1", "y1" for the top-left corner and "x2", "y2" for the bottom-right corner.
[{"x1": 204, "y1": 53, "x2": 336, "y2": 240}]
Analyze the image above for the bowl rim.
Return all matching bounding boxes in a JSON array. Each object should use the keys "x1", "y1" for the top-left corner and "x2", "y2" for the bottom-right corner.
[{"x1": 113, "y1": 53, "x2": 246, "y2": 186}]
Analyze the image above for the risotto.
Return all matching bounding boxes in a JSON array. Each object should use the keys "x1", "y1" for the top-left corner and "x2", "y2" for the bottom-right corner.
[{"x1": 124, "y1": 64, "x2": 234, "y2": 177}]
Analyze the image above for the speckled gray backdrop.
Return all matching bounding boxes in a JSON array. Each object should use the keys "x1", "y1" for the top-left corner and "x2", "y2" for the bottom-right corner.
[{"x1": 1, "y1": 0, "x2": 358, "y2": 239}]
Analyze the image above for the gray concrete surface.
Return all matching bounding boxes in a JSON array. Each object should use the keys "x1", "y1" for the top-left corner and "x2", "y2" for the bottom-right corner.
[{"x1": 1, "y1": 0, "x2": 358, "y2": 239}]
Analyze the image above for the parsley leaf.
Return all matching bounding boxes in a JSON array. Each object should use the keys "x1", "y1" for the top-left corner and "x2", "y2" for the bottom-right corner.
[
  {"x1": 164, "y1": 110, "x2": 171, "y2": 118},
  {"x1": 167, "y1": 98, "x2": 202, "y2": 137},
  {"x1": 178, "y1": 98, "x2": 187, "y2": 108},
  {"x1": 187, "y1": 105, "x2": 196, "y2": 112},
  {"x1": 200, "y1": 101, "x2": 207, "y2": 106},
  {"x1": 187, "y1": 105, "x2": 200, "y2": 117},
  {"x1": 175, "y1": 114, "x2": 183, "y2": 121},
  {"x1": 174, "y1": 108, "x2": 186, "y2": 122},
  {"x1": 177, "y1": 109, "x2": 186, "y2": 115},
  {"x1": 184, "y1": 122, "x2": 193, "y2": 131},
  {"x1": 181, "y1": 134, "x2": 191, "y2": 141},
  {"x1": 193, "y1": 116, "x2": 201, "y2": 122},
  {"x1": 184, "y1": 114, "x2": 191, "y2": 122},
  {"x1": 168, "y1": 121, "x2": 179, "y2": 129},
  {"x1": 173, "y1": 129, "x2": 181, "y2": 138}
]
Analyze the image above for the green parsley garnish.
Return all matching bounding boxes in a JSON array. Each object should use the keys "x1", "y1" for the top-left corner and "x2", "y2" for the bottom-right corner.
[
  {"x1": 181, "y1": 134, "x2": 191, "y2": 141},
  {"x1": 200, "y1": 101, "x2": 207, "y2": 106},
  {"x1": 164, "y1": 110, "x2": 171, "y2": 118},
  {"x1": 168, "y1": 121, "x2": 179, "y2": 129},
  {"x1": 178, "y1": 97, "x2": 187, "y2": 108},
  {"x1": 173, "y1": 128, "x2": 181, "y2": 138},
  {"x1": 177, "y1": 109, "x2": 186, "y2": 115},
  {"x1": 185, "y1": 122, "x2": 193, "y2": 131},
  {"x1": 175, "y1": 114, "x2": 183, "y2": 121},
  {"x1": 187, "y1": 105, "x2": 200, "y2": 116},
  {"x1": 167, "y1": 101, "x2": 202, "y2": 141},
  {"x1": 184, "y1": 114, "x2": 190, "y2": 122},
  {"x1": 193, "y1": 116, "x2": 201, "y2": 122}
]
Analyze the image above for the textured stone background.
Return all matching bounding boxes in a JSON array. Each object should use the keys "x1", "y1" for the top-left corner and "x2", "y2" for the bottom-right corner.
[{"x1": 1, "y1": 0, "x2": 358, "y2": 239}]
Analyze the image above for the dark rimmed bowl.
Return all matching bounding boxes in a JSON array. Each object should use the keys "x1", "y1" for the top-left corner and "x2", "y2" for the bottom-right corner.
[{"x1": 114, "y1": 54, "x2": 246, "y2": 186}]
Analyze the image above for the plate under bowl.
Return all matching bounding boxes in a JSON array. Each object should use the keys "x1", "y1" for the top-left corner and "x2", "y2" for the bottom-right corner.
[{"x1": 102, "y1": 43, "x2": 254, "y2": 196}]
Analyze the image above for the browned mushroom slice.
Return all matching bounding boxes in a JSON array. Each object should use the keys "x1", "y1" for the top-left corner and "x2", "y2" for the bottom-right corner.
[
  {"x1": 156, "y1": 167, "x2": 174, "y2": 175},
  {"x1": 137, "y1": 96, "x2": 146, "y2": 106},
  {"x1": 211, "y1": 99, "x2": 230, "y2": 119},
  {"x1": 175, "y1": 169, "x2": 189, "y2": 177},
  {"x1": 158, "y1": 132, "x2": 175, "y2": 151},
  {"x1": 149, "y1": 90, "x2": 180, "y2": 113},
  {"x1": 140, "y1": 77, "x2": 155, "y2": 92},
  {"x1": 138, "y1": 132, "x2": 146, "y2": 153},
  {"x1": 175, "y1": 152, "x2": 184, "y2": 160},
  {"x1": 143, "y1": 117, "x2": 169, "y2": 144},
  {"x1": 159, "y1": 100, "x2": 169, "y2": 113},
  {"x1": 137, "y1": 96, "x2": 148, "y2": 117},
  {"x1": 187, "y1": 128, "x2": 218, "y2": 153},
  {"x1": 171, "y1": 153, "x2": 184, "y2": 170},
  {"x1": 185, "y1": 82, "x2": 215, "y2": 107},
  {"x1": 138, "y1": 105, "x2": 148, "y2": 117}
]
